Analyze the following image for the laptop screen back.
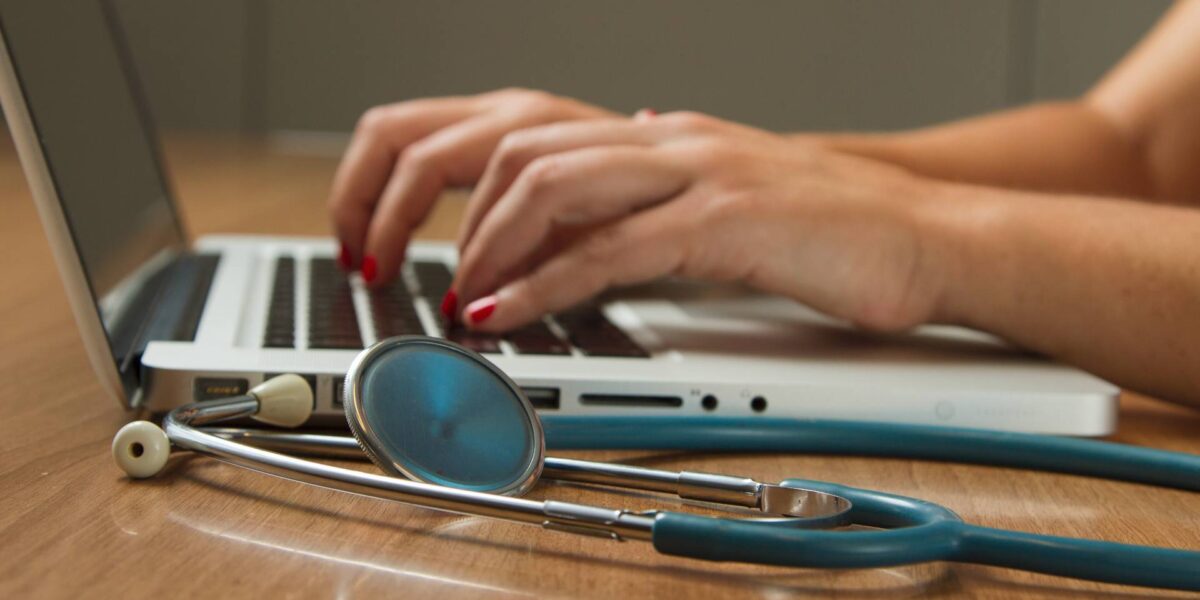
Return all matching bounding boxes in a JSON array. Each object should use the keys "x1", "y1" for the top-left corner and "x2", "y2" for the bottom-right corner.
[{"x1": 0, "y1": 0, "x2": 184, "y2": 395}]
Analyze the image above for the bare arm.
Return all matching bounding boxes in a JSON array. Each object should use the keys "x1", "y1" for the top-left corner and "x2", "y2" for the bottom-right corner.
[
  {"x1": 926, "y1": 182, "x2": 1200, "y2": 407},
  {"x1": 812, "y1": 0, "x2": 1200, "y2": 205},
  {"x1": 881, "y1": 2, "x2": 1200, "y2": 406}
]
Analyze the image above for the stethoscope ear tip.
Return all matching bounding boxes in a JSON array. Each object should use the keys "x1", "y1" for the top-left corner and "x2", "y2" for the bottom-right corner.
[
  {"x1": 112, "y1": 420, "x2": 170, "y2": 478},
  {"x1": 249, "y1": 374, "x2": 313, "y2": 428}
]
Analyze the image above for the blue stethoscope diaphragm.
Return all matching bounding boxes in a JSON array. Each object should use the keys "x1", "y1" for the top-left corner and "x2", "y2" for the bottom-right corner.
[{"x1": 342, "y1": 336, "x2": 545, "y2": 496}]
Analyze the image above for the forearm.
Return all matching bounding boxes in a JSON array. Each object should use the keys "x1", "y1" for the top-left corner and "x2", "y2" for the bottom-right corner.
[
  {"x1": 922, "y1": 181, "x2": 1200, "y2": 406},
  {"x1": 806, "y1": 101, "x2": 1154, "y2": 199}
]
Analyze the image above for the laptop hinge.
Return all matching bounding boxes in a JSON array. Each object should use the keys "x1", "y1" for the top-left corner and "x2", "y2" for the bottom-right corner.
[{"x1": 119, "y1": 252, "x2": 221, "y2": 399}]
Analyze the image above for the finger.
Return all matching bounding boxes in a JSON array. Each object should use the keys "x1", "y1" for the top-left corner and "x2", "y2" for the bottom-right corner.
[
  {"x1": 361, "y1": 112, "x2": 541, "y2": 287},
  {"x1": 463, "y1": 202, "x2": 689, "y2": 332},
  {"x1": 328, "y1": 98, "x2": 477, "y2": 267},
  {"x1": 456, "y1": 117, "x2": 674, "y2": 252},
  {"x1": 633, "y1": 107, "x2": 657, "y2": 121},
  {"x1": 454, "y1": 146, "x2": 691, "y2": 304}
]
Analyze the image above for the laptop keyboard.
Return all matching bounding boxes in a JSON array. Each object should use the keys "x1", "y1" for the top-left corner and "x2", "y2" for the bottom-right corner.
[
  {"x1": 263, "y1": 257, "x2": 296, "y2": 348},
  {"x1": 308, "y1": 258, "x2": 364, "y2": 349},
  {"x1": 263, "y1": 256, "x2": 648, "y2": 357}
]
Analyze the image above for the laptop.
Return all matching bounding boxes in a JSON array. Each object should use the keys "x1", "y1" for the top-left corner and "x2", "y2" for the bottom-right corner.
[{"x1": 0, "y1": 0, "x2": 1118, "y2": 435}]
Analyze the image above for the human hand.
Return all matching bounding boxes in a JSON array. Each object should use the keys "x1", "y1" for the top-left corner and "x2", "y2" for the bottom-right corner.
[
  {"x1": 452, "y1": 111, "x2": 953, "y2": 333},
  {"x1": 328, "y1": 88, "x2": 618, "y2": 289}
]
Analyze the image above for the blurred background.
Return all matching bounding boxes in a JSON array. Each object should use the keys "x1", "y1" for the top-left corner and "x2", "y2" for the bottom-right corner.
[{"x1": 109, "y1": 0, "x2": 1170, "y2": 139}]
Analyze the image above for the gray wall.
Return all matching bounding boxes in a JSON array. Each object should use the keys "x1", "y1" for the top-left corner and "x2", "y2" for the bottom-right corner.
[{"x1": 112, "y1": 0, "x2": 1170, "y2": 135}]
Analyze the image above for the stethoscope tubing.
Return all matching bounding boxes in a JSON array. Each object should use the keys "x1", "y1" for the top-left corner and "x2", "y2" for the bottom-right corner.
[
  {"x1": 206, "y1": 422, "x2": 1200, "y2": 591},
  {"x1": 654, "y1": 480, "x2": 1200, "y2": 590},
  {"x1": 541, "y1": 416, "x2": 1200, "y2": 491},
  {"x1": 542, "y1": 416, "x2": 1200, "y2": 590}
]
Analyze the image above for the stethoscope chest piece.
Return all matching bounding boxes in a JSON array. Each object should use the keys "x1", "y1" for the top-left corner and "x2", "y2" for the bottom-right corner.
[{"x1": 343, "y1": 336, "x2": 545, "y2": 496}]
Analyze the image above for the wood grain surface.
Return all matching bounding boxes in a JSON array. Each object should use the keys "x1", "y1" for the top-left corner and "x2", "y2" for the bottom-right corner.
[{"x1": 1, "y1": 134, "x2": 1198, "y2": 599}]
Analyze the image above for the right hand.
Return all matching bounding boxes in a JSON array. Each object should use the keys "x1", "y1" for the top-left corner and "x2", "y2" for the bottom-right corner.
[{"x1": 327, "y1": 88, "x2": 619, "y2": 289}]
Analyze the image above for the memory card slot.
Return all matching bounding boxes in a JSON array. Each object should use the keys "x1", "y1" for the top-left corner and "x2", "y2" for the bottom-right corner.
[{"x1": 578, "y1": 394, "x2": 683, "y2": 408}]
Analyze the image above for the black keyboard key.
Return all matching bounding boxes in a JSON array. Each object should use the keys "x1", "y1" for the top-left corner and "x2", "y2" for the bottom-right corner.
[
  {"x1": 311, "y1": 337, "x2": 366, "y2": 350},
  {"x1": 412, "y1": 260, "x2": 453, "y2": 300},
  {"x1": 554, "y1": 305, "x2": 649, "y2": 358},
  {"x1": 506, "y1": 321, "x2": 571, "y2": 356},
  {"x1": 369, "y1": 279, "x2": 426, "y2": 338},
  {"x1": 309, "y1": 258, "x2": 363, "y2": 349},
  {"x1": 263, "y1": 257, "x2": 295, "y2": 348}
]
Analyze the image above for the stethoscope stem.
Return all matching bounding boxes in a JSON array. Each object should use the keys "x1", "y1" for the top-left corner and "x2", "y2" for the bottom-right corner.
[
  {"x1": 204, "y1": 427, "x2": 852, "y2": 527},
  {"x1": 165, "y1": 405, "x2": 659, "y2": 541}
]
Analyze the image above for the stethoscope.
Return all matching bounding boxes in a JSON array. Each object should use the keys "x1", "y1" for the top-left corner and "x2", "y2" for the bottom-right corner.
[{"x1": 113, "y1": 336, "x2": 1200, "y2": 591}]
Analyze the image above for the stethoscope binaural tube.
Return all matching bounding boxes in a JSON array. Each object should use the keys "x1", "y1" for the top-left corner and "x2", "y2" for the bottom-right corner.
[{"x1": 117, "y1": 390, "x2": 660, "y2": 540}]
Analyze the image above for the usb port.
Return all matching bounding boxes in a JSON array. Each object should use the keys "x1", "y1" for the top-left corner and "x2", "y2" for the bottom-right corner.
[
  {"x1": 579, "y1": 394, "x2": 683, "y2": 408},
  {"x1": 332, "y1": 377, "x2": 346, "y2": 406},
  {"x1": 522, "y1": 387, "x2": 560, "y2": 410}
]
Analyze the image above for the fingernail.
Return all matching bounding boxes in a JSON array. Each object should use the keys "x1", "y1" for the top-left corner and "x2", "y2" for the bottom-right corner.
[
  {"x1": 337, "y1": 243, "x2": 352, "y2": 270},
  {"x1": 440, "y1": 290, "x2": 458, "y2": 321},
  {"x1": 465, "y1": 295, "x2": 497, "y2": 325},
  {"x1": 362, "y1": 255, "x2": 378, "y2": 283},
  {"x1": 634, "y1": 108, "x2": 657, "y2": 121}
]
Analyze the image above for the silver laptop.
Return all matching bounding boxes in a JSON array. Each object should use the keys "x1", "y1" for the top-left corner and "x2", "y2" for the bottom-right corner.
[{"x1": 0, "y1": 0, "x2": 1118, "y2": 434}]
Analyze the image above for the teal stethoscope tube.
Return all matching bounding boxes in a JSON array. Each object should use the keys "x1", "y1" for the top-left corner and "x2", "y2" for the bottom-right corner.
[
  {"x1": 543, "y1": 417, "x2": 1200, "y2": 590},
  {"x1": 541, "y1": 417, "x2": 1200, "y2": 490},
  {"x1": 654, "y1": 480, "x2": 1200, "y2": 590}
]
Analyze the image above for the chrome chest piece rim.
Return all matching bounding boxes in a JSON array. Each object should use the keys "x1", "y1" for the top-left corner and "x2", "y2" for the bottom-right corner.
[{"x1": 342, "y1": 336, "x2": 546, "y2": 497}]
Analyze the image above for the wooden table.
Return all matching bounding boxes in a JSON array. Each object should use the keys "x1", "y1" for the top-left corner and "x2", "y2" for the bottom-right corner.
[{"x1": 1, "y1": 134, "x2": 1198, "y2": 599}]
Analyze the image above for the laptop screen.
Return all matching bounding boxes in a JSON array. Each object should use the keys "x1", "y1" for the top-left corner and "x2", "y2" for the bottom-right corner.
[{"x1": 0, "y1": 0, "x2": 185, "y2": 394}]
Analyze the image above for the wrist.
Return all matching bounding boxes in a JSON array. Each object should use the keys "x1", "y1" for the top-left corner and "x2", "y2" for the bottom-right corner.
[{"x1": 907, "y1": 179, "x2": 1015, "y2": 329}]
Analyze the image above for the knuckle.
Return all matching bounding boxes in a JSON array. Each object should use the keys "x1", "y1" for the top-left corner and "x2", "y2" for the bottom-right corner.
[
  {"x1": 519, "y1": 156, "x2": 564, "y2": 196},
  {"x1": 509, "y1": 90, "x2": 560, "y2": 117},
  {"x1": 494, "y1": 131, "x2": 538, "y2": 173},
  {"x1": 328, "y1": 190, "x2": 369, "y2": 228},
  {"x1": 355, "y1": 105, "x2": 392, "y2": 136},
  {"x1": 328, "y1": 196, "x2": 352, "y2": 222},
  {"x1": 329, "y1": 206, "x2": 355, "y2": 234},
  {"x1": 398, "y1": 140, "x2": 441, "y2": 174}
]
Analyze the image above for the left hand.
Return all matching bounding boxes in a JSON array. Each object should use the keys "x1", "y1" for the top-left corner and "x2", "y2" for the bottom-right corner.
[{"x1": 452, "y1": 111, "x2": 952, "y2": 333}]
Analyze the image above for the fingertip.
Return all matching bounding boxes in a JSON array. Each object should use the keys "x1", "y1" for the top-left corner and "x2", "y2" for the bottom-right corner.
[
  {"x1": 463, "y1": 294, "x2": 497, "y2": 327},
  {"x1": 338, "y1": 242, "x2": 354, "y2": 270},
  {"x1": 633, "y1": 107, "x2": 657, "y2": 121},
  {"x1": 361, "y1": 255, "x2": 378, "y2": 284},
  {"x1": 440, "y1": 289, "x2": 459, "y2": 321}
]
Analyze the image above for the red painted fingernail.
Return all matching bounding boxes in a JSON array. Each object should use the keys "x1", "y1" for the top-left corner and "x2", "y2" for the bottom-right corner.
[
  {"x1": 337, "y1": 243, "x2": 352, "y2": 270},
  {"x1": 634, "y1": 108, "x2": 657, "y2": 120},
  {"x1": 362, "y1": 255, "x2": 378, "y2": 283},
  {"x1": 465, "y1": 295, "x2": 497, "y2": 325},
  {"x1": 440, "y1": 290, "x2": 458, "y2": 321}
]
